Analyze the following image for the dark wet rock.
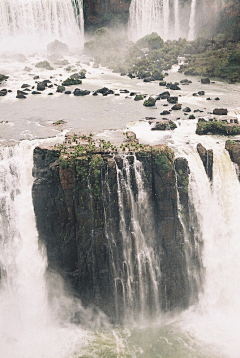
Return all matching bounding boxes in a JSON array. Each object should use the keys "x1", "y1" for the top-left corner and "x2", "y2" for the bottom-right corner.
[
  {"x1": 213, "y1": 108, "x2": 228, "y2": 115},
  {"x1": 97, "y1": 87, "x2": 109, "y2": 95},
  {"x1": 180, "y1": 79, "x2": 192, "y2": 85},
  {"x1": 0, "y1": 89, "x2": 8, "y2": 96},
  {"x1": 159, "y1": 91, "x2": 170, "y2": 99},
  {"x1": 16, "y1": 93, "x2": 26, "y2": 99},
  {"x1": 143, "y1": 96, "x2": 156, "y2": 107},
  {"x1": 0, "y1": 74, "x2": 9, "y2": 83},
  {"x1": 159, "y1": 81, "x2": 166, "y2": 86},
  {"x1": 171, "y1": 104, "x2": 182, "y2": 110},
  {"x1": 194, "y1": 109, "x2": 203, "y2": 113},
  {"x1": 206, "y1": 98, "x2": 212, "y2": 100},
  {"x1": 160, "y1": 110, "x2": 170, "y2": 115},
  {"x1": 167, "y1": 96, "x2": 178, "y2": 104},
  {"x1": 198, "y1": 91, "x2": 205, "y2": 96},
  {"x1": 189, "y1": 115, "x2": 195, "y2": 119},
  {"x1": 33, "y1": 76, "x2": 40, "y2": 80},
  {"x1": 183, "y1": 107, "x2": 191, "y2": 112},
  {"x1": 92, "y1": 91, "x2": 98, "y2": 96},
  {"x1": 21, "y1": 84, "x2": 30, "y2": 88},
  {"x1": 37, "y1": 82, "x2": 46, "y2": 91},
  {"x1": 163, "y1": 104, "x2": 169, "y2": 107},
  {"x1": 201, "y1": 78, "x2": 210, "y2": 84},
  {"x1": 215, "y1": 97, "x2": 220, "y2": 101},
  {"x1": 62, "y1": 78, "x2": 82, "y2": 86},
  {"x1": 193, "y1": 93, "x2": 198, "y2": 97},
  {"x1": 47, "y1": 40, "x2": 69, "y2": 55},
  {"x1": 64, "y1": 91, "x2": 71, "y2": 95},
  {"x1": 168, "y1": 83, "x2": 181, "y2": 90},
  {"x1": 120, "y1": 89, "x2": 130, "y2": 93},
  {"x1": 56, "y1": 85, "x2": 66, "y2": 93},
  {"x1": 197, "y1": 143, "x2": 213, "y2": 180},
  {"x1": 143, "y1": 78, "x2": 152, "y2": 83},
  {"x1": 73, "y1": 88, "x2": 90, "y2": 96},
  {"x1": 32, "y1": 91, "x2": 41, "y2": 95}
]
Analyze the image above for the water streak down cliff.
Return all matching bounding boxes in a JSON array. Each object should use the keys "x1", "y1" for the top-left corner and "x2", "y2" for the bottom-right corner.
[{"x1": 32, "y1": 136, "x2": 203, "y2": 322}]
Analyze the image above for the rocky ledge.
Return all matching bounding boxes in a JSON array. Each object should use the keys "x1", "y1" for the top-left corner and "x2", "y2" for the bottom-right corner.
[{"x1": 32, "y1": 133, "x2": 203, "y2": 322}]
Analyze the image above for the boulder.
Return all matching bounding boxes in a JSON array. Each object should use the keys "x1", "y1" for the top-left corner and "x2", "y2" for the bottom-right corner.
[
  {"x1": 168, "y1": 83, "x2": 181, "y2": 90},
  {"x1": 201, "y1": 78, "x2": 210, "y2": 84},
  {"x1": 213, "y1": 108, "x2": 228, "y2": 115},
  {"x1": 183, "y1": 107, "x2": 191, "y2": 112},
  {"x1": 62, "y1": 78, "x2": 82, "y2": 86},
  {"x1": 160, "y1": 110, "x2": 170, "y2": 115},
  {"x1": 56, "y1": 85, "x2": 66, "y2": 93},
  {"x1": 0, "y1": 74, "x2": 9, "y2": 83},
  {"x1": 198, "y1": 91, "x2": 205, "y2": 96},
  {"x1": 159, "y1": 91, "x2": 170, "y2": 99},
  {"x1": 47, "y1": 40, "x2": 69, "y2": 55},
  {"x1": 35, "y1": 61, "x2": 54, "y2": 70},
  {"x1": 143, "y1": 96, "x2": 156, "y2": 107},
  {"x1": 167, "y1": 96, "x2": 178, "y2": 104},
  {"x1": 0, "y1": 89, "x2": 7, "y2": 96},
  {"x1": 73, "y1": 88, "x2": 90, "y2": 96},
  {"x1": 37, "y1": 82, "x2": 46, "y2": 91},
  {"x1": 134, "y1": 94, "x2": 144, "y2": 101},
  {"x1": 171, "y1": 104, "x2": 182, "y2": 110},
  {"x1": 151, "y1": 120, "x2": 177, "y2": 130},
  {"x1": 21, "y1": 84, "x2": 30, "y2": 89},
  {"x1": 32, "y1": 91, "x2": 41, "y2": 95}
]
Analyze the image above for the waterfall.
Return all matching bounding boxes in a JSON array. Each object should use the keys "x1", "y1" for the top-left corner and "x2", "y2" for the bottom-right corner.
[
  {"x1": 0, "y1": 142, "x2": 86, "y2": 358},
  {"x1": 174, "y1": 0, "x2": 180, "y2": 40},
  {"x1": 102, "y1": 155, "x2": 160, "y2": 322},
  {"x1": 128, "y1": 0, "x2": 172, "y2": 42},
  {"x1": 178, "y1": 145, "x2": 240, "y2": 357},
  {"x1": 187, "y1": 0, "x2": 197, "y2": 41},
  {"x1": 0, "y1": 0, "x2": 84, "y2": 53}
]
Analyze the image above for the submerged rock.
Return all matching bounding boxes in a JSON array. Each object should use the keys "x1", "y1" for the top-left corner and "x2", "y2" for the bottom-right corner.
[
  {"x1": 35, "y1": 61, "x2": 54, "y2": 70},
  {"x1": 47, "y1": 39, "x2": 69, "y2": 55}
]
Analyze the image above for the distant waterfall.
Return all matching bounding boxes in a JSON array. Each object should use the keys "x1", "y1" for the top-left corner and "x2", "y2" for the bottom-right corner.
[
  {"x1": 188, "y1": 0, "x2": 197, "y2": 41},
  {"x1": 128, "y1": 0, "x2": 172, "y2": 42},
  {"x1": 0, "y1": 0, "x2": 84, "y2": 53},
  {"x1": 174, "y1": 0, "x2": 180, "y2": 39}
]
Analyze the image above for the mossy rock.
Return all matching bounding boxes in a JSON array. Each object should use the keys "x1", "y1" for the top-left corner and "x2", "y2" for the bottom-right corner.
[
  {"x1": 35, "y1": 61, "x2": 54, "y2": 70},
  {"x1": 62, "y1": 78, "x2": 82, "y2": 86},
  {"x1": 143, "y1": 96, "x2": 156, "y2": 107},
  {"x1": 196, "y1": 119, "x2": 240, "y2": 135}
]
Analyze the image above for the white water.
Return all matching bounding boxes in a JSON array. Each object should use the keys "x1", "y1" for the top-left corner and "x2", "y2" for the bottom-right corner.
[
  {"x1": 174, "y1": 0, "x2": 180, "y2": 40},
  {"x1": 0, "y1": 0, "x2": 84, "y2": 53},
  {"x1": 115, "y1": 156, "x2": 160, "y2": 322},
  {"x1": 128, "y1": 0, "x2": 189, "y2": 42},
  {"x1": 128, "y1": 0, "x2": 172, "y2": 42},
  {"x1": 187, "y1": 0, "x2": 197, "y2": 41},
  {"x1": 178, "y1": 146, "x2": 240, "y2": 358},
  {"x1": 0, "y1": 140, "x2": 88, "y2": 358}
]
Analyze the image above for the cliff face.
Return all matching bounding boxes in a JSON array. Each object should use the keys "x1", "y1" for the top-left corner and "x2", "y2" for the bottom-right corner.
[
  {"x1": 83, "y1": 0, "x2": 131, "y2": 31},
  {"x1": 32, "y1": 135, "x2": 202, "y2": 322}
]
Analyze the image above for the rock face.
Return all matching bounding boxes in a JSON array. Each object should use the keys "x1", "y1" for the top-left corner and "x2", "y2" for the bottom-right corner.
[
  {"x1": 83, "y1": 0, "x2": 131, "y2": 31},
  {"x1": 225, "y1": 140, "x2": 240, "y2": 178},
  {"x1": 32, "y1": 135, "x2": 202, "y2": 322},
  {"x1": 197, "y1": 143, "x2": 213, "y2": 180}
]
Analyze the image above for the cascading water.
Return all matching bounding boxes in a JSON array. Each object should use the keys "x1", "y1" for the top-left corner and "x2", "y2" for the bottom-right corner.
[
  {"x1": 174, "y1": 0, "x2": 180, "y2": 40},
  {"x1": 187, "y1": 0, "x2": 197, "y2": 41},
  {"x1": 0, "y1": 141, "x2": 87, "y2": 358},
  {"x1": 102, "y1": 155, "x2": 161, "y2": 322},
  {"x1": 178, "y1": 146, "x2": 240, "y2": 358},
  {"x1": 128, "y1": 0, "x2": 171, "y2": 42},
  {"x1": 128, "y1": 0, "x2": 186, "y2": 42},
  {"x1": 0, "y1": 0, "x2": 84, "y2": 53}
]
